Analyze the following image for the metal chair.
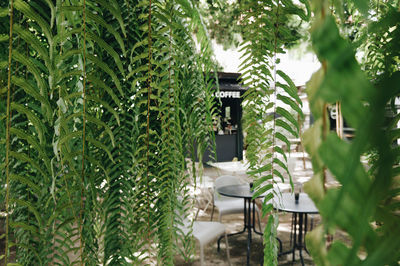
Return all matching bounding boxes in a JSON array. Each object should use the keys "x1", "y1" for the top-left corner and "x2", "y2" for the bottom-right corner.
[
  {"x1": 211, "y1": 175, "x2": 262, "y2": 231},
  {"x1": 177, "y1": 197, "x2": 231, "y2": 266}
]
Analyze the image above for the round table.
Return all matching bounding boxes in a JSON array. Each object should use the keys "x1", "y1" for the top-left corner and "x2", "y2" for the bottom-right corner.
[
  {"x1": 217, "y1": 184, "x2": 264, "y2": 266},
  {"x1": 274, "y1": 192, "x2": 318, "y2": 266}
]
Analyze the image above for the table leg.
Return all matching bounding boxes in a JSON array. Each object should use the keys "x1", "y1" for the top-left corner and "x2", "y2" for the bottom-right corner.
[
  {"x1": 247, "y1": 198, "x2": 251, "y2": 265},
  {"x1": 292, "y1": 213, "x2": 297, "y2": 263},
  {"x1": 252, "y1": 200, "x2": 263, "y2": 236},
  {"x1": 244, "y1": 198, "x2": 247, "y2": 229},
  {"x1": 278, "y1": 211, "x2": 314, "y2": 265},
  {"x1": 217, "y1": 199, "x2": 249, "y2": 251},
  {"x1": 298, "y1": 213, "x2": 305, "y2": 266},
  {"x1": 217, "y1": 198, "x2": 262, "y2": 266},
  {"x1": 304, "y1": 214, "x2": 310, "y2": 253}
]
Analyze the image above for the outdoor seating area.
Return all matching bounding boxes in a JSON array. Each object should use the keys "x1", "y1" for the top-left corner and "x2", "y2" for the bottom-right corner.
[{"x1": 174, "y1": 154, "x2": 341, "y2": 265}]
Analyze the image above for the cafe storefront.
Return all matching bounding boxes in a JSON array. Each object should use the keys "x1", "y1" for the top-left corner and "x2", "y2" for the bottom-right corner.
[{"x1": 203, "y1": 72, "x2": 246, "y2": 162}]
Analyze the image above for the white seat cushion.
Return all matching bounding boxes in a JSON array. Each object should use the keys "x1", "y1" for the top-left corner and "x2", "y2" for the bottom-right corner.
[
  {"x1": 215, "y1": 198, "x2": 259, "y2": 217},
  {"x1": 192, "y1": 221, "x2": 226, "y2": 246}
]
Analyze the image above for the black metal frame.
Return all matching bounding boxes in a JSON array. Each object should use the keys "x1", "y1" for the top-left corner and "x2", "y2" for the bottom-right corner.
[
  {"x1": 278, "y1": 212, "x2": 311, "y2": 266},
  {"x1": 217, "y1": 198, "x2": 262, "y2": 266}
]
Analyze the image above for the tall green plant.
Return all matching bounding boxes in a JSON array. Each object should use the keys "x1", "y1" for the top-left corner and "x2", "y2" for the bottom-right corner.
[
  {"x1": 1, "y1": 0, "x2": 216, "y2": 265},
  {"x1": 238, "y1": 0, "x2": 309, "y2": 264},
  {"x1": 115, "y1": 0, "x2": 217, "y2": 264},
  {"x1": 303, "y1": 0, "x2": 400, "y2": 265},
  {"x1": 1, "y1": 0, "x2": 125, "y2": 264},
  {"x1": 0, "y1": 3, "x2": 7, "y2": 206}
]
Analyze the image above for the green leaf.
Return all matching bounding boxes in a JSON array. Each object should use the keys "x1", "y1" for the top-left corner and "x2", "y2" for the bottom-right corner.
[
  {"x1": 274, "y1": 146, "x2": 287, "y2": 162},
  {"x1": 44, "y1": 0, "x2": 55, "y2": 28},
  {"x1": 275, "y1": 132, "x2": 290, "y2": 150},
  {"x1": 87, "y1": 74, "x2": 121, "y2": 106},
  {"x1": 86, "y1": 54, "x2": 123, "y2": 97},
  {"x1": 12, "y1": 76, "x2": 52, "y2": 122},
  {"x1": 0, "y1": 7, "x2": 8, "y2": 17},
  {"x1": 303, "y1": 172, "x2": 325, "y2": 203},
  {"x1": 247, "y1": 163, "x2": 272, "y2": 175},
  {"x1": 353, "y1": 0, "x2": 369, "y2": 17},
  {"x1": 14, "y1": 0, "x2": 52, "y2": 41},
  {"x1": 276, "y1": 106, "x2": 300, "y2": 132},
  {"x1": 85, "y1": 115, "x2": 115, "y2": 147},
  {"x1": 9, "y1": 128, "x2": 51, "y2": 173},
  {"x1": 96, "y1": 0, "x2": 126, "y2": 37},
  {"x1": 276, "y1": 119, "x2": 298, "y2": 138},
  {"x1": 58, "y1": 131, "x2": 82, "y2": 147},
  {"x1": 273, "y1": 157, "x2": 288, "y2": 174},
  {"x1": 254, "y1": 174, "x2": 273, "y2": 188},
  {"x1": 86, "y1": 12, "x2": 126, "y2": 54},
  {"x1": 11, "y1": 198, "x2": 43, "y2": 228},
  {"x1": 86, "y1": 95, "x2": 120, "y2": 125},
  {"x1": 12, "y1": 51, "x2": 48, "y2": 97},
  {"x1": 319, "y1": 133, "x2": 371, "y2": 199},
  {"x1": 327, "y1": 241, "x2": 357, "y2": 265},
  {"x1": 10, "y1": 221, "x2": 39, "y2": 237},
  {"x1": 11, "y1": 103, "x2": 46, "y2": 144},
  {"x1": 273, "y1": 169, "x2": 285, "y2": 183},
  {"x1": 0, "y1": 34, "x2": 8, "y2": 42},
  {"x1": 9, "y1": 151, "x2": 48, "y2": 180},
  {"x1": 53, "y1": 28, "x2": 82, "y2": 45},
  {"x1": 277, "y1": 94, "x2": 304, "y2": 119},
  {"x1": 0, "y1": 60, "x2": 7, "y2": 69},
  {"x1": 86, "y1": 31, "x2": 125, "y2": 76},
  {"x1": 305, "y1": 226, "x2": 329, "y2": 265},
  {"x1": 253, "y1": 183, "x2": 273, "y2": 199},
  {"x1": 59, "y1": 6, "x2": 83, "y2": 12},
  {"x1": 276, "y1": 70, "x2": 301, "y2": 104},
  {"x1": 86, "y1": 137, "x2": 115, "y2": 163}
]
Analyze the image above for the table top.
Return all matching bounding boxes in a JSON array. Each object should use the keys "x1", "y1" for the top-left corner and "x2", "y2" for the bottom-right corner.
[
  {"x1": 217, "y1": 184, "x2": 265, "y2": 199},
  {"x1": 273, "y1": 192, "x2": 318, "y2": 214}
]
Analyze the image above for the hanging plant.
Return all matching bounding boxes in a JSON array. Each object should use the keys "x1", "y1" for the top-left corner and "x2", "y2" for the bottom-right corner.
[
  {"x1": 238, "y1": 0, "x2": 309, "y2": 264},
  {"x1": 1, "y1": 0, "x2": 216, "y2": 264}
]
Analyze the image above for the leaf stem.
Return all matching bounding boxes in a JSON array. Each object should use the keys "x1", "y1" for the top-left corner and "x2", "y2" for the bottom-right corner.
[
  {"x1": 146, "y1": 0, "x2": 153, "y2": 259},
  {"x1": 5, "y1": 0, "x2": 14, "y2": 263},
  {"x1": 271, "y1": 0, "x2": 280, "y2": 181},
  {"x1": 79, "y1": 0, "x2": 87, "y2": 264}
]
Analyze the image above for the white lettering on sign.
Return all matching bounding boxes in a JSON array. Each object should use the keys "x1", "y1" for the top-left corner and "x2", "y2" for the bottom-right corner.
[{"x1": 213, "y1": 91, "x2": 241, "y2": 98}]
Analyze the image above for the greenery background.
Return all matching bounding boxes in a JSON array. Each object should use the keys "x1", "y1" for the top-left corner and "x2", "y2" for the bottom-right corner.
[{"x1": 1, "y1": 0, "x2": 400, "y2": 265}]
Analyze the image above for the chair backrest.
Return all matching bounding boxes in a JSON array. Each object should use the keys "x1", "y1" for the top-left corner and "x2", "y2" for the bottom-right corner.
[
  {"x1": 287, "y1": 157, "x2": 296, "y2": 175},
  {"x1": 214, "y1": 175, "x2": 242, "y2": 189},
  {"x1": 214, "y1": 175, "x2": 243, "y2": 201}
]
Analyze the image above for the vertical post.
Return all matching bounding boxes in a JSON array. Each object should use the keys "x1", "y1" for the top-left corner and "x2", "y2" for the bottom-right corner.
[
  {"x1": 336, "y1": 102, "x2": 343, "y2": 139},
  {"x1": 246, "y1": 198, "x2": 251, "y2": 265}
]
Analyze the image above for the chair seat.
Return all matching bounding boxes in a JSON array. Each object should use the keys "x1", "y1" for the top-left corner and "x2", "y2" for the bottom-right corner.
[
  {"x1": 215, "y1": 198, "x2": 259, "y2": 217},
  {"x1": 176, "y1": 215, "x2": 230, "y2": 265},
  {"x1": 193, "y1": 221, "x2": 226, "y2": 245}
]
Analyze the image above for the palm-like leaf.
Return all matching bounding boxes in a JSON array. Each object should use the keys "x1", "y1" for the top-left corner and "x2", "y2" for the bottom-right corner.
[{"x1": 238, "y1": 0, "x2": 308, "y2": 264}]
